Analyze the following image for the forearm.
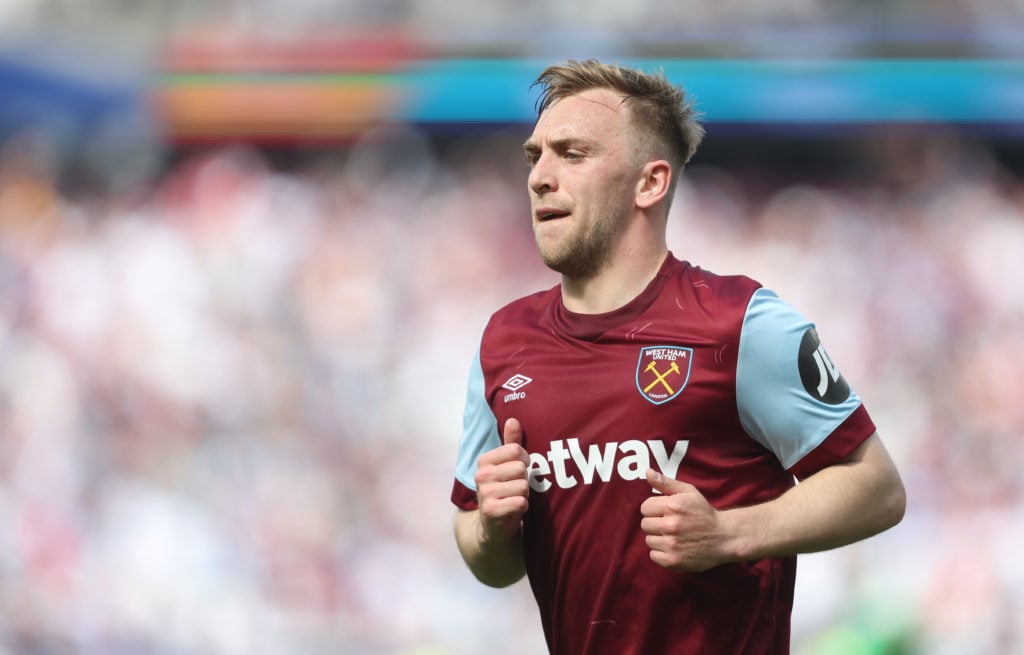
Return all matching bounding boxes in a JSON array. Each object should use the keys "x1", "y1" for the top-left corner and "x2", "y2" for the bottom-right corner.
[
  {"x1": 454, "y1": 509, "x2": 527, "y2": 587},
  {"x1": 721, "y1": 433, "x2": 906, "y2": 561}
]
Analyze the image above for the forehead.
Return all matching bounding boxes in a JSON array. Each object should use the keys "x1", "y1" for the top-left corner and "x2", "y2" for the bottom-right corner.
[{"x1": 528, "y1": 87, "x2": 633, "y2": 144}]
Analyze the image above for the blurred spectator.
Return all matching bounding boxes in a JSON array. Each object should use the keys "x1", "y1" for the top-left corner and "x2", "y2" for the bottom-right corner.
[
  {"x1": 0, "y1": 5, "x2": 1020, "y2": 654},
  {"x1": 3, "y1": 0, "x2": 1024, "y2": 56},
  {"x1": 0, "y1": 113, "x2": 1021, "y2": 654}
]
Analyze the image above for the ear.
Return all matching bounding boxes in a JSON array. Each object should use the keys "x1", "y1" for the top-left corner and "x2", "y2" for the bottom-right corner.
[{"x1": 635, "y1": 159, "x2": 672, "y2": 210}]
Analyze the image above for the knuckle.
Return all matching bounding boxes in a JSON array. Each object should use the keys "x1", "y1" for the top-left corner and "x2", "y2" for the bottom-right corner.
[
  {"x1": 666, "y1": 497, "x2": 686, "y2": 512},
  {"x1": 661, "y1": 515, "x2": 682, "y2": 533},
  {"x1": 478, "y1": 498, "x2": 497, "y2": 517},
  {"x1": 474, "y1": 469, "x2": 494, "y2": 488}
]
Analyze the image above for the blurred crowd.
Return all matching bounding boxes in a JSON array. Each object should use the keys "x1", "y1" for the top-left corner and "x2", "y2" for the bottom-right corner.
[
  {"x1": 0, "y1": 119, "x2": 1022, "y2": 655},
  {"x1": 2, "y1": 0, "x2": 1024, "y2": 58}
]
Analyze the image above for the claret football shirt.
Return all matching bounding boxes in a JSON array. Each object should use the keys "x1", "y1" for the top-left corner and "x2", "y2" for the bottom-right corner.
[{"x1": 452, "y1": 254, "x2": 875, "y2": 655}]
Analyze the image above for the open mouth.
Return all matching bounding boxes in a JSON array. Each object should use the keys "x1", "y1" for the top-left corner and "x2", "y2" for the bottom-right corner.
[{"x1": 537, "y1": 209, "x2": 570, "y2": 222}]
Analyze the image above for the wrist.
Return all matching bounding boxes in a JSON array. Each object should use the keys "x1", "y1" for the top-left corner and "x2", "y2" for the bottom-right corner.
[
  {"x1": 460, "y1": 512, "x2": 526, "y2": 588},
  {"x1": 478, "y1": 519, "x2": 522, "y2": 551},
  {"x1": 718, "y1": 506, "x2": 763, "y2": 562}
]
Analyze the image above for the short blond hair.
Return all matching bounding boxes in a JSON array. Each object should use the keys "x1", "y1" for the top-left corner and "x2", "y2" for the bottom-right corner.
[{"x1": 532, "y1": 59, "x2": 704, "y2": 188}]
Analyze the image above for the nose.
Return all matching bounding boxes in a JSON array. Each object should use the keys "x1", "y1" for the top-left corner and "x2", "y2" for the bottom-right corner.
[{"x1": 528, "y1": 153, "x2": 556, "y2": 196}]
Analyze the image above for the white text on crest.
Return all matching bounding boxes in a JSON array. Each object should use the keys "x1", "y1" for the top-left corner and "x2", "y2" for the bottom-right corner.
[
  {"x1": 527, "y1": 438, "x2": 689, "y2": 492},
  {"x1": 648, "y1": 348, "x2": 690, "y2": 361}
]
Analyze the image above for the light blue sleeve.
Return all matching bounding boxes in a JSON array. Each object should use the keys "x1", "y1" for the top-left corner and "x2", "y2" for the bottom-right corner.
[
  {"x1": 736, "y1": 288, "x2": 863, "y2": 470},
  {"x1": 454, "y1": 344, "x2": 501, "y2": 492}
]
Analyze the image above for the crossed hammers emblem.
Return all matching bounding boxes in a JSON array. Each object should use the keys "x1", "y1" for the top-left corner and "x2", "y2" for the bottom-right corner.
[{"x1": 643, "y1": 360, "x2": 681, "y2": 395}]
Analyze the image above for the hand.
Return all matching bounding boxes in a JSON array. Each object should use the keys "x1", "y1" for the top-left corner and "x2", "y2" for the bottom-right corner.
[
  {"x1": 474, "y1": 418, "x2": 530, "y2": 546},
  {"x1": 640, "y1": 469, "x2": 729, "y2": 573}
]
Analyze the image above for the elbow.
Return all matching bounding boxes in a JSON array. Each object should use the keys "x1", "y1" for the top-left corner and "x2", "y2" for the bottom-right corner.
[
  {"x1": 881, "y1": 474, "x2": 907, "y2": 531},
  {"x1": 864, "y1": 433, "x2": 907, "y2": 533},
  {"x1": 476, "y1": 570, "x2": 527, "y2": 589},
  {"x1": 461, "y1": 552, "x2": 527, "y2": 589}
]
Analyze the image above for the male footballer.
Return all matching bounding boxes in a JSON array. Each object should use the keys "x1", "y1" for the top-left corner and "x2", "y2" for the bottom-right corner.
[{"x1": 451, "y1": 59, "x2": 905, "y2": 654}]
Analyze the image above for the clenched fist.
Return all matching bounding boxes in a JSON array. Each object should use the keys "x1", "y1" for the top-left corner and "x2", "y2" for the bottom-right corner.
[{"x1": 474, "y1": 418, "x2": 531, "y2": 545}]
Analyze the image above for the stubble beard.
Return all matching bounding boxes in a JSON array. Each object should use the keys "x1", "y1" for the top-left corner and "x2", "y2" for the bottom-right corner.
[{"x1": 535, "y1": 210, "x2": 618, "y2": 281}]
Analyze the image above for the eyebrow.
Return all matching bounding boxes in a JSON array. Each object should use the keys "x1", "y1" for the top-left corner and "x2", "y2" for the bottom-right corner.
[{"x1": 522, "y1": 136, "x2": 597, "y2": 157}]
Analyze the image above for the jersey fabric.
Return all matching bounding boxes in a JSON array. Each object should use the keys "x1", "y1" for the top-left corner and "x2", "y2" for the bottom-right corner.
[{"x1": 451, "y1": 254, "x2": 876, "y2": 655}]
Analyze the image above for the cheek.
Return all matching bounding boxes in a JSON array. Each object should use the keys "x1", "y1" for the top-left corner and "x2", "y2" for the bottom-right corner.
[
  {"x1": 567, "y1": 162, "x2": 636, "y2": 215},
  {"x1": 592, "y1": 173, "x2": 635, "y2": 213},
  {"x1": 581, "y1": 169, "x2": 627, "y2": 199},
  {"x1": 597, "y1": 164, "x2": 637, "y2": 195}
]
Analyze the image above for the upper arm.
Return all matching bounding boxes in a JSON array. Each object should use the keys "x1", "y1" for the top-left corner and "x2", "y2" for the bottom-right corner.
[
  {"x1": 453, "y1": 343, "x2": 501, "y2": 508},
  {"x1": 816, "y1": 430, "x2": 907, "y2": 530},
  {"x1": 736, "y1": 288, "x2": 872, "y2": 473},
  {"x1": 842, "y1": 431, "x2": 904, "y2": 495}
]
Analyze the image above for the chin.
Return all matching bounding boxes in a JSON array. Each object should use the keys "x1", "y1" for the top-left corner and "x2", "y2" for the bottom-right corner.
[{"x1": 540, "y1": 252, "x2": 600, "y2": 280}]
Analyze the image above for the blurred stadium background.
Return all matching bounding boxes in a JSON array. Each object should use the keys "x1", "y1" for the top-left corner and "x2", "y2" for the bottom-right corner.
[{"x1": 1, "y1": 2, "x2": 1023, "y2": 654}]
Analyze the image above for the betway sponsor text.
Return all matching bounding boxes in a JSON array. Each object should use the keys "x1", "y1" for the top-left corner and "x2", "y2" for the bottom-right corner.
[{"x1": 527, "y1": 438, "x2": 689, "y2": 492}]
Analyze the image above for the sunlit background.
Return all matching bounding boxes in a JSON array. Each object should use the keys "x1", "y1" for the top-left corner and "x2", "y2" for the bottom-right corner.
[{"x1": 1, "y1": 2, "x2": 1023, "y2": 654}]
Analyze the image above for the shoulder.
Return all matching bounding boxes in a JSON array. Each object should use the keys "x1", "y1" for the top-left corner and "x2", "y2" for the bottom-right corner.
[
  {"x1": 488, "y1": 285, "x2": 558, "y2": 325},
  {"x1": 737, "y1": 288, "x2": 817, "y2": 369},
  {"x1": 669, "y1": 258, "x2": 762, "y2": 306},
  {"x1": 480, "y1": 285, "x2": 560, "y2": 346},
  {"x1": 664, "y1": 258, "x2": 763, "y2": 333}
]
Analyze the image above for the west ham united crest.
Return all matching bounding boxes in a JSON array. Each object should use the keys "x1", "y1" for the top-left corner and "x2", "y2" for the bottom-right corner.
[{"x1": 636, "y1": 345, "x2": 693, "y2": 405}]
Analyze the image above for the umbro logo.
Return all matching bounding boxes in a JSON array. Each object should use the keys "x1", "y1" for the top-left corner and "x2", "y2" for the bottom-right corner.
[{"x1": 502, "y1": 374, "x2": 532, "y2": 402}]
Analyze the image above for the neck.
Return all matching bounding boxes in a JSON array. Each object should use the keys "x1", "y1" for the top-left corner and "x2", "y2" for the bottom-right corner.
[{"x1": 560, "y1": 246, "x2": 669, "y2": 314}]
